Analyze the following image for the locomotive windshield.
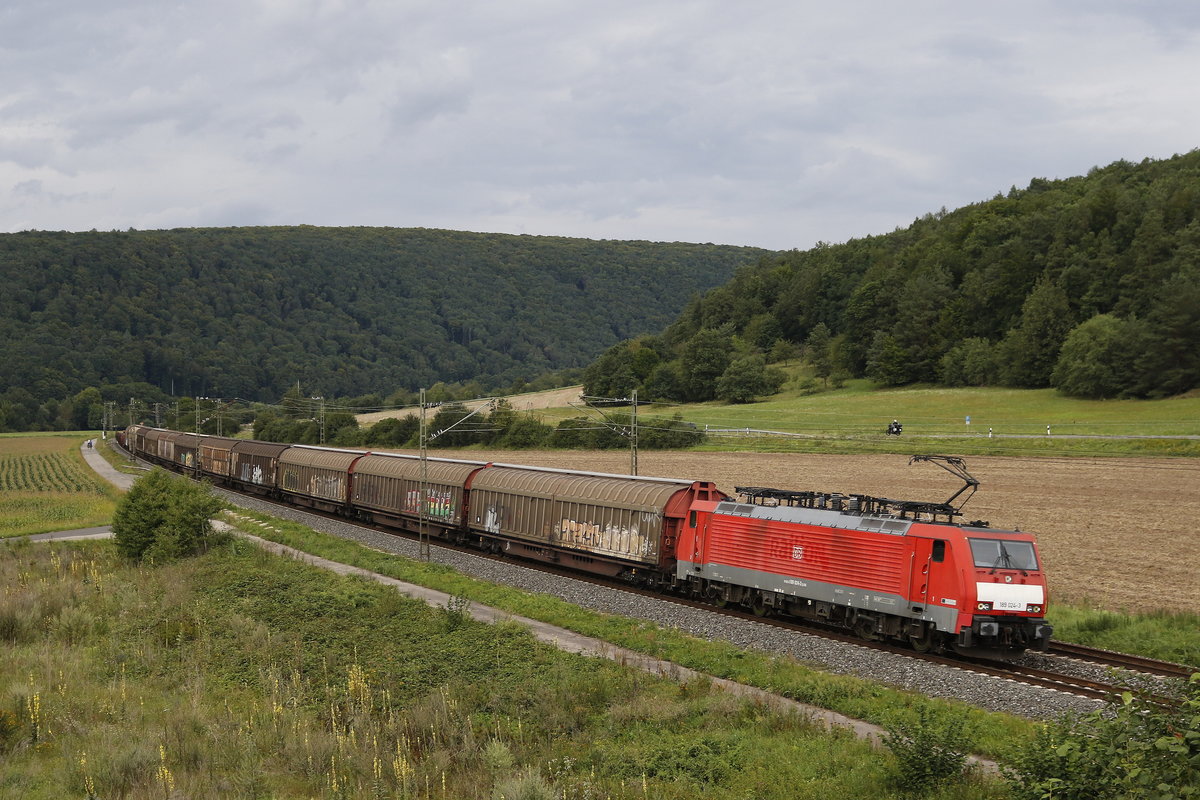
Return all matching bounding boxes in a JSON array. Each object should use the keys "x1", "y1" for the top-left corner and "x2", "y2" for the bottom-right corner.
[{"x1": 968, "y1": 538, "x2": 1038, "y2": 571}]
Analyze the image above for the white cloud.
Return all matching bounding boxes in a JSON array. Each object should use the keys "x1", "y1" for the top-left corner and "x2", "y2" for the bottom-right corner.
[{"x1": 1, "y1": 1, "x2": 1198, "y2": 248}]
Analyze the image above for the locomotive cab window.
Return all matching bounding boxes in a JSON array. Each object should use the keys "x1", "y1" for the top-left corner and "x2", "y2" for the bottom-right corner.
[
  {"x1": 968, "y1": 538, "x2": 1038, "y2": 571},
  {"x1": 931, "y1": 540, "x2": 946, "y2": 562},
  {"x1": 689, "y1": 510, "x2": 697, "y2": 528}
]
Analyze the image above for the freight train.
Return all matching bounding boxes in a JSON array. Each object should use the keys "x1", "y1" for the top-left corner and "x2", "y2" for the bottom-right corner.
[{"x1": 119, "y1": 425, "x2": 1053, "y2": 659}]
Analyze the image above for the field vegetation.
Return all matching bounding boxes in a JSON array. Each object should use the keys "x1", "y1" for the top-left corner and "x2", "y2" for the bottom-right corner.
[
  {"x1": 0, "y1": 535, "x2": 1007, "y2": 799},
  {"x1": 0, "y1": 434, "x2": 119, "y2": 537},
  {"x1": 340, "y1": 378, "x2": 1200, "y2": 459}
]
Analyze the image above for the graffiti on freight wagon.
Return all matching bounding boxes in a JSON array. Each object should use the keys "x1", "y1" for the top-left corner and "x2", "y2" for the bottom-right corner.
[
  {"x1": 554, "y1": 517, "x2": 658, "y2": 558},
  {"x1": 238, "y1": 464, "x2": 266, "y2": 485},
  {"x1": 403, "y1": 489, "x2": 455, "y2": 519}
]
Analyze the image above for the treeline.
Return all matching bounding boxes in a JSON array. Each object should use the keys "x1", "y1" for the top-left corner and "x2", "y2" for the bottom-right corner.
[
  {"x1": 584, "y1": 152, "x2": 1200, "y2": 402},
  {"x1": 253, "y1": 396, "x2": 702, "y2": 451},
  {"x1": 0, "y1": 226, "x2": 763, "y2": 431}
]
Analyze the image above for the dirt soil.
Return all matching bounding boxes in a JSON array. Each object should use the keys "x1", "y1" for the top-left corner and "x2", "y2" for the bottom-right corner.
[
  {"x1": 357, "y1": 386, "x2": 584, "y2": 426},
  {"x1": 411, "y1": 448, "x2": 1200, "y2": 614}
]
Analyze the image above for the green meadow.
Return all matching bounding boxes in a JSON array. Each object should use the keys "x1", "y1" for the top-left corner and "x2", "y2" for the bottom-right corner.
[{"x1": 534, "y1": 380, "x2": 1200, "y2": 458}]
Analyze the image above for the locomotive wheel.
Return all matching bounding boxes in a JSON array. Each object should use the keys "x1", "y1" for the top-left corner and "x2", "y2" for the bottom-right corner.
[
  {"x1": 909, "y1": 625, "x2": 936, "y2": 653},
  {"x1": 750, "y1": 596, "x2": 769, "y2": 617},
  {"x1": 853, "y1": 617, "x2": 879, "y2": 641}
]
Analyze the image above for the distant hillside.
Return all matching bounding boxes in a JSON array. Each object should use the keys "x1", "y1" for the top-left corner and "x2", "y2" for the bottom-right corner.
[
  {"x1": 584, "y1": 151, "x2": 1200, "y2": 403},
  {"x1": 0, "y1": 227, "x2": 764, "y2": 429}
]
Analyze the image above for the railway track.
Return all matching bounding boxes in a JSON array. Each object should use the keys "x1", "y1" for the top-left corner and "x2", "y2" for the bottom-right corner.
[
  {"x1": 121, "y1": 444, "x2": 1194, "y2": 706},
  {"x1": 1047, "y1": 640, "x2": 1196, "y2": 679}
]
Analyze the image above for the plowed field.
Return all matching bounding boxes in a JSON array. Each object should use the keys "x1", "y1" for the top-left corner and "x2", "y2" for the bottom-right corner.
[{"x1": 414, "y1": 448, "x2": 1200, "y2": 614}]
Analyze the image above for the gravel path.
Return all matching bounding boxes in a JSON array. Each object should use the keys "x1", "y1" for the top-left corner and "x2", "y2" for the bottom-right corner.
[{"x1": 217, "y1": 488, "x2": 1110, "y2": 721}]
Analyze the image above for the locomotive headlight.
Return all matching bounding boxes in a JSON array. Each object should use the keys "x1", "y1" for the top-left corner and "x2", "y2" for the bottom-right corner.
[
  {"x1": 975, "y1": 601, "x2": 992, "y2": 611},
  {"x1": 1026, "y1": 604, "x2": 1043, "y2": 614}
]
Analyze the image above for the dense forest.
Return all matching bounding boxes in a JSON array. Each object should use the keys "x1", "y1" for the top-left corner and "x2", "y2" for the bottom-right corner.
[
  {"x1": 0, "y1": 227, "x2": 763, "y2": 431},
  {"x1": 584, "y1": 151, "x2": 1200, "y2": 403}
]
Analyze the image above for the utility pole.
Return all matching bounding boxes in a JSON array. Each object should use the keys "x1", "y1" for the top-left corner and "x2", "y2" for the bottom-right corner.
[
  {"x1": 630, "y1": 389, "x2": 638, "y2": 476},
  {"x1": 312, "y1": 396, "x2": 325, "y2": 444},
  {"x1": 419, "y1": 388, "x2": 431, "y2": 561},
  {"x1": 416, "y1": 391, "x2": 492, "y2": 561}
]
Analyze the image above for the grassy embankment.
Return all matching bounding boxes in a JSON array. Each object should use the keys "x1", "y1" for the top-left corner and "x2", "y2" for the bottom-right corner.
[
  {"x1": 0, "y1": 433, "x2": 121, "y2": 538},
  {"x1": 532, "y1": 380, "x2": 1200, "y2": 458},
  {"x1": 0, "y1": 535, "x2": 1009, "y2": 799}
]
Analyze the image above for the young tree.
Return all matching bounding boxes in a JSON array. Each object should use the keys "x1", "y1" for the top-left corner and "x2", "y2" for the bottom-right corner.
[
  {"x1": 716, "y1": 354, "x2": 785, "y2": 404},
  {"x1": 1051, "y1": 314, "x2": 1144, "y2": 399},
  {"x1": 865, "y1": 331, "x2": 911, "y2": 386},
  {"x1": 805, "y1": 323, "x2": 833, "y2": 385},
  {"x1": 997, "y1": 279, "x2": 1074, "y2": 387},
  {"x1": 112, "y1": 470, "x2": 225, "y2": 563},
  {"x1": 681, "y1": 327, "x2": 734, "y2": 401}
]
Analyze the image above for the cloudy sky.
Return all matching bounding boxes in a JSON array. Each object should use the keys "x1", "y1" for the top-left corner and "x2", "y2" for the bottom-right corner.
[{"x1": 2, "y1": 1, "x2": 1198, "y2": 251}]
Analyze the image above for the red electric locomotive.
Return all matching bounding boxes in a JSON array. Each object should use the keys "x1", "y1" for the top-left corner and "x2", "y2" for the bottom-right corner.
[{"x1": 675, "y1": 456, "x2": 1052, "y2": 658}]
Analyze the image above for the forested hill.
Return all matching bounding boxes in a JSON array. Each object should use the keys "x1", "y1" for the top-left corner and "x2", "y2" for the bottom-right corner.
[
  {"x1": 0, "y1": 226, "x2": 764, "y2": 426},
  {"x1": 585, "y1": 151, "x2": 1200, "y2": 403}
]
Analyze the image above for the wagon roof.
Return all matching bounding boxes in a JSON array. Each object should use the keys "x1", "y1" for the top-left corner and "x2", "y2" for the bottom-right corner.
[
  {"x1": 232, "y1": 440, "x2": 293, "y2": 458},
  {"x1": 354, "y1": 452, "x2": 485, "y2": 484},
  {"x1": 198, "y1": 435, "x2": 240, "y2": 450},
  {"x1": 165, "y1": 431, "x2": 200, "y2": 447},
  {"x1": 278, "y1": 445, "x2": 366, "y2": 470},
  {"x1": 471, "y1": 465, "x2": 692, "y2": 511}
]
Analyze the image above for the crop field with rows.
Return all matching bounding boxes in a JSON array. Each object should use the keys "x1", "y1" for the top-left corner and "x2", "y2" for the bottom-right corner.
[
  {"x1": 0, "y1": 450, "x2": 104, "y2": 493},
  {"x1": 0, "y1": 434, "x2": 118, "y2": 537}
]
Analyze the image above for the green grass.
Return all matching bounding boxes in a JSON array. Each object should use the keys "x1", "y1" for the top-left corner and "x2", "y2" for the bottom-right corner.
[
  {"x1": 0, "y1": 434, "x2": 120, "y2": 537},
  {"x1": 533, "y1": 380, "x2": 1200, "y2": 458},
  {"x1": 0, "y1": 537, "x2": 1008, "y2": 799},
  {"x1": 1047, "y1": 605, "x2": 1200, "y2": 667}
]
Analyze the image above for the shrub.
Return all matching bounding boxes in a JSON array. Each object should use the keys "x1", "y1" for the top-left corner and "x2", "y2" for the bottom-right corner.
[
  {"x1": 881, "y1": 706, "x2": 974, "y2": 794},
  {"x1": 1005, "y1": 673, "x2": 1200, "y2": 799},
  {"x1": 112, "y1": 470, "x2": 225, "y2": 563}
]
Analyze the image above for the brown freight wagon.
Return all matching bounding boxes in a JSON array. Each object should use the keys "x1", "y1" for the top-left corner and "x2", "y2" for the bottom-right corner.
[
  {"x1": 198, "y1": 435, "x2": 240, "y2": 480},
  {"x1": 128, "y1": 425, "x2": 151, "y2": 456},
  {"x1": 143, "y1": 428, "x2": 169, "y2": 463},
  {"x1": 276, "y1": 445, "x2": 367, "y2": 513},
  {"x1": 465, "y1": 464, "x2": 722, "y2": 578},
  {"x1": 229, "y1": 440, "x2": 292, "y2": 493},
  {"x1": 166, "y1": 432, "x2": 201, "y2": 470},
  {"x1": 351, "y1": 452, "x2": 486, "y2": 530}
]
